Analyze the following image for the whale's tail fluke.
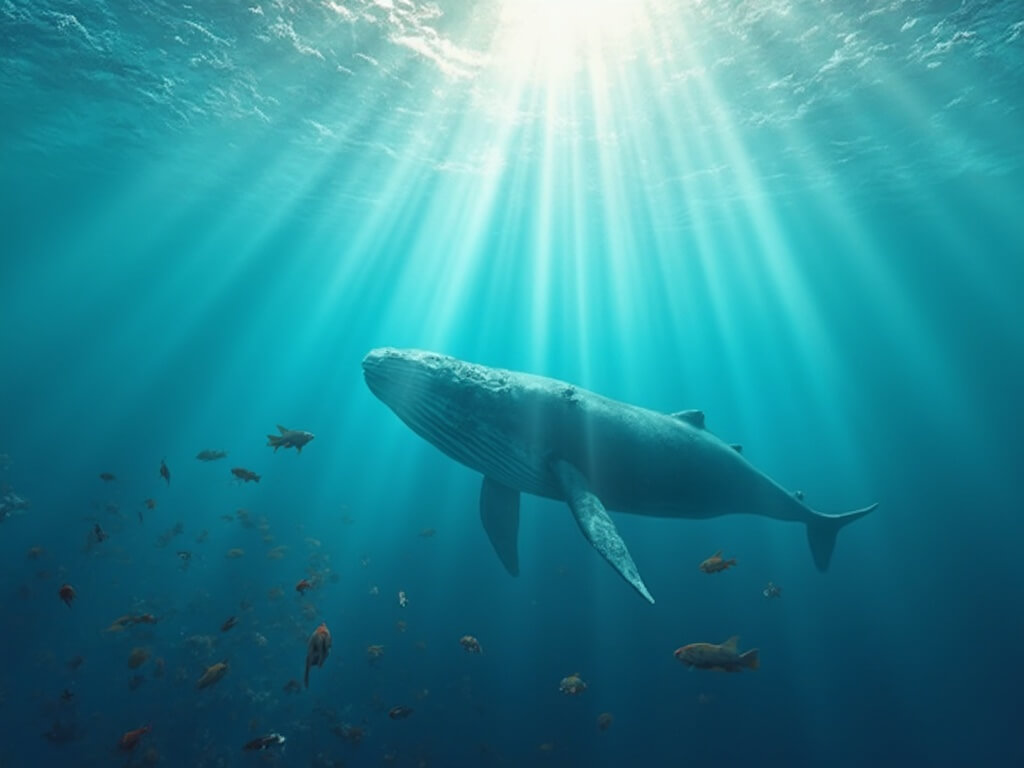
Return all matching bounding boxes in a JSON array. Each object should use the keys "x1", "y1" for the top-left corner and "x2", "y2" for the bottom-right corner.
[{"x1": 805, "y1": 503, "x2": 878, "y2": 570}]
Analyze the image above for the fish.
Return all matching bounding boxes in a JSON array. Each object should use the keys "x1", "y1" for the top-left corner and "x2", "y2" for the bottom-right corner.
[
  {"x1": 699, "y1": 550, "x2": 737, "y2": 573},
  {"x1": 388, "y1": 705, "x2": 413, "y2": 720},
  {"x1": 118, "y1": 724, "x2": 151, "y2": 751},
  {"x1": 58, "y1": 584, "x2": 76, "y2": 607},
  {"x1": 763, "y1": 581, "x2": 782, "y2": 599},
  {"x1": 159, "y1": 459, "x2": 170, "y2": 486},
  {"x1": 197, "y1": 660, "x2": 229, "y2": 689},
  {"x1": 674, "y1": 636, "x2": 759, "y2": 672},
  {"x1": 99, "y1": 472, "x2": 116, "y2": 482},
  {"x1": 266, "y1": 425, "x2": 315, "y2": 454},
  {"x1": 0, "y1": 491, "x2": 29, "y2": 522},
  {"x1": 230, "y1": 467, "x2": 261, "y2": 483},
  {"x1": 304, "y1": 622, "x2": 331, "y2": 688},
  {"x1": 220, "y1": 616, "x2": 238, "y2": 632},
  {"x1": 362, "y1": 348, "x2": 878, "y2": 604},
  {"x1": 196, "y1": 449, "x2": 228, "y2": 461},
  {"x1": 243, "y1": 732, "x2": 286, "y2": 751},
  {"x1": 295, "y1": 578, "x2": 313, "y2": 594}
]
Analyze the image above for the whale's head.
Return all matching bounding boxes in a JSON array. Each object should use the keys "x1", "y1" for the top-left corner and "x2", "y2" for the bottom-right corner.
[
  {"x1": 363, "y1": 347, "x2": 491, "y2": 436},
  {"x1": 363, "y1": 348, "x2": 457, "y2": 408},
  {"x1": 364, "y1": 345, "x2": 529, "y2": 462}
]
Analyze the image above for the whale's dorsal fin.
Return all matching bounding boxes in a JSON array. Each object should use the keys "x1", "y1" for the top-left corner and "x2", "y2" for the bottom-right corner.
[
  {"x1": 671, "y1": 410, "x2": 705, "y2": 429},
  {"x1": 554, "y1": 460, "x2": 654, "y2": 604},
  {"x1": 480, "y1": 477, "x2": 520, "y2": 577}
]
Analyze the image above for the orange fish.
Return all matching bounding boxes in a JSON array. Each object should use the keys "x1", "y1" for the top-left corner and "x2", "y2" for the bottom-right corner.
[
  {"x1": 295, "y1": 578, "x2": 313, "y2": 594},
  {"x1": 699, "y1": 550, "x2": 737, "y2": 573},
  {"x1": 197, "y1": 660, "x2": 229, "y2": 689},
  {"x1": 118, "y1": 724, "x2": 151, "y2": 751},
  {"x1": 674, "y1": 636, "x2": 759, "y2": 672},
  {"x1": 58, "y1": 583, "x2": 76, "y2": 608},
  {"x1": 304, "y1": 622, "x2": 331, "y2": 688}
]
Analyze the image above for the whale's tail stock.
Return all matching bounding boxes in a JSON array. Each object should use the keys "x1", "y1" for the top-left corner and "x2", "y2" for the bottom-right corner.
[{"x1": 805, "y1": 503, "x2": 879, "y2": 571}]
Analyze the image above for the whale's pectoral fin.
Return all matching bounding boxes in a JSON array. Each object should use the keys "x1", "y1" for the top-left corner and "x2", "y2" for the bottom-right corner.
[
  {"x1": 480, "y1": 477, "x2": 520, "y2": 576},
  {"x1": 554, "y1": 460, "x2": 655, "y2": 604}
]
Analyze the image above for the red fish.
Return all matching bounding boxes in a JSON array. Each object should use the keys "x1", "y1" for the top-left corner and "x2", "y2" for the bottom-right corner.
[
  {"x1": 304, "y1": 622, "x2": 331, "y2": 688},
  {"x1": 58, "y1": 584, "x2": 76, "y2": 608},
  {"x1": 118, "y1": 724, "x2": 151, "y2": 751}
]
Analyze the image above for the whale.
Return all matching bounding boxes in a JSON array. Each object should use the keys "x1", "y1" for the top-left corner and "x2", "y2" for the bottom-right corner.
[{"x1": 362, "y1": 348, "x2": 878, "y2": 603}]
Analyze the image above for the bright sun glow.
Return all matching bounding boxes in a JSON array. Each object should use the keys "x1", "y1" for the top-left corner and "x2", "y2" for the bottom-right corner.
[{"x1": 496, "y1": 0, "x2": 648, "y2": 82}]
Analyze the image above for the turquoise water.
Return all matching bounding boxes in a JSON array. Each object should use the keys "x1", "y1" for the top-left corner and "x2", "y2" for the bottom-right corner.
[{"x1": 2, "y1": 1, "x2": 1023, "y2": 765}]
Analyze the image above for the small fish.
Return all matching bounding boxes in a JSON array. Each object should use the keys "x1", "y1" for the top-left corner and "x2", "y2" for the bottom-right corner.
[
  {"x1": 762, "y1": 581, "x2": 782, "y2": 599},
  {"x1": 177, "y1": 550, "x2": 191, "y2": 562},
  {"x1": 60, "y1": 689, "x2": 74, "y2": 702},
  {"x1": 143, "y1": 498, "x2": 157, "y2": 510},
  {"x1": 295, "y1": 578, "x2": 313, "y2": 595},
  {"x1": 220, "y1": 616, "x2": 238, "y2": 632},
  {"x1": 388, "y1": 705, "x2": 413, "y2": 720},
  {"x1": 159, "y1": 459, "x2": 170, "y2": 486},
  {"x1": 58, "y1": 583, "x2": 76, "y2": 608},
  {"x1": 699, "y1": 550, "x2": 737, "y2": 573},
  {"x1": 459, "y1": 635, "x2": 483, "y2": 654},
  {"x1": 266, "y1": 425, "x2": 315, "y2": 454},
  {"x1": 118, "y1": 724, "x2": 151, "y2": 751},
  {"x1": 674, "y1": 636, "x2": 759, "y2": 672},
  {"x1": 197, "y1": 660, "x2": 229, "y2": 689},
  {"x1": 243, "y1": 732, "x2": 286, "y2": 751},
  {"x1": 93, "y1": 523, "x2": 108, "y2": 542},
  {"x1": 230, "y1": 467, "x2": 261, "y2": 483},
  {"x1": 558, "y1": 673, "x2": 587, "y2": 695},
  {"x1": 99, "y1": 472, "x2": 116, "y2": 482},
  {"x1": 304, "y1": 622, "x2": 331, "y2": 688},
  {"x1": 196, "y1": 449, "x2": 228, "y2": 462}
]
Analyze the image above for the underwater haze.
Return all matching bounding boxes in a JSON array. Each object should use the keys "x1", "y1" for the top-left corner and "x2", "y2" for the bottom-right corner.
[{"x1": 2, "y1": 0, "x2": 1023, "y2": 766}]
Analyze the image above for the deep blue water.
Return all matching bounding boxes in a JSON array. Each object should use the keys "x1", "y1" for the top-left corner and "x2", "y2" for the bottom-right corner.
[{"x1": 2, "y1": 1, "x2": 1023, "y2": 766}]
